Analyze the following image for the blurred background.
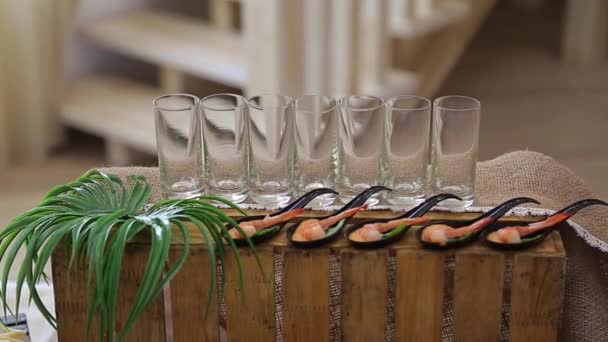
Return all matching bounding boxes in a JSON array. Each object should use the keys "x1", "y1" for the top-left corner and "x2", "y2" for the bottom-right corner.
[
  {"x1": 0, "y1": 0, "x2": 607, "y2": 224},
  {"x1": 0, "y1": 0, "x2": 606, "y2": 339}
]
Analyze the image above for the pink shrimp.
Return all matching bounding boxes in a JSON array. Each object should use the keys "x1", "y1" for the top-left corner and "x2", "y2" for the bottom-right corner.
[
  {"x1": 487, "y1": 213, "x2": 570, "y2": 244},
  {"x1": 421, "y1": 217, "x2": 494, "y2": 246},
  {"x1": 228, "y1": 208, "x2": 306, "y2": 239},
  {"x1": 292, "y1": 205, "x2": 368, "y2": 242},
  {"x1": 349, "y1": 217, "x2": 430, "y2": 242}
]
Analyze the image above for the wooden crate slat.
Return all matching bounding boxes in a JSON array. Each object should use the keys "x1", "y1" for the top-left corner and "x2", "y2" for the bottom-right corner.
[
  {"x1": 50, "y1": 212, "x2": 565, "y2": 342},
  {"x1": 395, "y1": 249, "x2": 445, "y2": 342},
  {"x1": 509, "y1": 251, "x2": 565, "y2": 341},
  {"x1": 453, "y1": 252, "x2": 505, "y2": 341},
  {"x1": 224, "y1": 248, "x2": 275, "y2": 342},
  {"x1": 116, "y1": 245, "x2": 167, "y2": 342},
  {"x1": 53, "y1": 245, "x2": 167, "y2": 341},
  {"x1": 282, "y1": 248, "x2": 330, "y2": 341},
  {"x1": 340, "y1": 249, "x2": 388, "y2": 342},
  {"x1": 170, "y1": 246, "x2": 219, "y2": 342},
  {"x1": 52, "y1": 247, "x2": 99, "y2": 342}
]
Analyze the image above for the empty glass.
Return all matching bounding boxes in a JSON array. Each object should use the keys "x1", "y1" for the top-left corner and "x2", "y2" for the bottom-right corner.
[
  {"x1": 431, "y1": 95, "x2": 480, "y2": 207},
  {"x1": 294, "y1": 95, "x2": 338, "y2": 207},
  {"x1": 383, "y1": 96, "x2": 431, "y2": 206},
  {"x1": 153, "y1": 94, "x2": 204, "y2": 199},
  {"x1": 337, "y1": 95, "x2": 385, "y2": 204},
  {"x1": 201, "y1": 93, "x2": 248, "y2": 203},
  {"x1": 247, "y1": 95, "x2": 295, "y2": 206}
]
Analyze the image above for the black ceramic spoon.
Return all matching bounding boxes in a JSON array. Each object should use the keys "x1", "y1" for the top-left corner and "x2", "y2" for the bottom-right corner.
[
  {"x1": 230, "y1": 188, "x2": 338, "y2": 246},
  {"x1": 345, "y1": 193, "x2": 461, "y2": 248},
  {"x1": 484, "y1": 198, "x2": 608, "y2": 250},
  {"x1": 416, "y1": 197, "x2": 540, "y2": 249},
  {"x1": 286, "y1": 185, "x2": 391, "y2": 248}
]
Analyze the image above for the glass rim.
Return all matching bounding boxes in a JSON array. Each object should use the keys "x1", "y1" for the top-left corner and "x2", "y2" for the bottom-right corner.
[
  {"x1": 387, "y1": 95, "x2": 431, "y2": 111},
  {"x1": 433, "y1": 95, "x2": 481, "y2": 112},
  {"x1": 342, "y1": 95, "x2": 384, "y2": 112},
  {"x1": 295, "y1": 94, "x2": 338, "y2": 114},
  {"x1": 247, "y1": 94, "x2": 294, "y2": 110},
  {"x1": 153, "y1": 93, "x2": 200, "y2": 111},
  {"x1": 201, "y1": 93, "x2": 247, "y2": 111}
]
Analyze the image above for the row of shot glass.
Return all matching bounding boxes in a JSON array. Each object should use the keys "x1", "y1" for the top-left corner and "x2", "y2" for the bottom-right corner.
[{"x1": 153, "y1": 93, "x2": 480, "y2": 208}]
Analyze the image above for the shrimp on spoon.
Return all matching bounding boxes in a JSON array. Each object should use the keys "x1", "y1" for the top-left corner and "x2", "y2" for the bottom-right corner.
[
  {"x1": 345, "y1": 193, "x2": 461, "y2": 248},
  {"x1": 350, "y1": 216, "x2": 430, "y2": 242},
  {"x1": 292, "y1": 205, "x2": 368, "y2": 242},
  {"x1": 229, "y1": 208, "x2": 306, "y2": 239},
  {"x1": 287, "y1": 185, "x2": 390, "y2": 247},
  {"x1": 417, "y1": 197, "x2": 539, "y2": 248},
  {"x1": 487, "y1": 199, "x2": 608, "y2": 245},
  {"x1": 421, "y1": 216, "x2": 493, "y2": 246},
  {"x1": 226, "y1": 188, "x2": 337, "y2": 245},
  {"x1": 487, "y1": 214, "x2": 565, "y2": 244}
]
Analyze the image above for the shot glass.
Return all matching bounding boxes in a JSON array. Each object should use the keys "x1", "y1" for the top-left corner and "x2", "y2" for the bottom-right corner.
[
  {"x1": 431, "y1": 95, "x2": 480, "y2": 207},
  {"x1": 247, "y1": 95, "x2": 295, "y2": 206},
  {"x1": 383, "y1": 96, "x2": 431, "y2": 206},
  {"x1": 294, "y1": 95, "x2": 338, "y2": 207},
  {"x1": 201, "y1": 93, "x2": 249, "y2": 203},
  {"x1": 153, "y1": 94, "x2": 204, "y2": 199},
  {"x1": 337, "y1": 95, "x2": 385, "y2": 205}
]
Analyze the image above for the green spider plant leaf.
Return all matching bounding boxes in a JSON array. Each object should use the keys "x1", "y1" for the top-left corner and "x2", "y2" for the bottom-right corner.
[
  {"x1": 447, "y1": 231, "x2": 475, "y2": 244},
  {"x1": 0, "y1": 170, "x2": 260, "y2": 342},
  {"x1": 254, "y1": 225, "x2": 281, "y2": 237},
  {"x1": 382, "y1": 223, "x2": 408, "y2": 240},
  {"x1": 325, "y1": 219, "x2": 347, "y2": 238}
]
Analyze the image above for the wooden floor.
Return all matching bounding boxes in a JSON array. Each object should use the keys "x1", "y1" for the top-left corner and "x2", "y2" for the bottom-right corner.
[
  {"x1": 0, "y1": 1, "x2": 606, "y2": 232},
  {"x1": 0, "y1": 139, "x2": 104, "y2": 229}
]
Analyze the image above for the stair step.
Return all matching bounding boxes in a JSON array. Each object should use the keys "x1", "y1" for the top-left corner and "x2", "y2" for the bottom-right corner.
[
  {"x1": 413, "y1": 0, "x2": 495, "y2": 96},
  {"x1": 389, "y1": 0, "x2": 471, "y2": 38},
  {"x1": 213, "y1": 0, "x2": 467, "y2": 39},
  {"x1": 81, "y1": 9, "x2": 246, "y2": 88},
  {"x1": 358, "y1": 69, "x2": 419, "y2": 98},
  {"x1": 61, "y1": 75, "x2": 162, "y2": 153}
]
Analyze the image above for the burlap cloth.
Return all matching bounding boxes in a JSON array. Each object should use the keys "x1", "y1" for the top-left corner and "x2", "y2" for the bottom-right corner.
[{"x1": 100, "y1": 151, "x2": 608, "y2": 342}]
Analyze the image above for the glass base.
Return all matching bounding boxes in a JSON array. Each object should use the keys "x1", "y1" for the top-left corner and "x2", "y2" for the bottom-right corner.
[
  {"x1": 339, "y1": 186, "x2": 382, "y2": 206},
  {"x1": 296, "y1": 183, "x2": 337, "y2": 208},
  {"x1": 436, "y1": 197, "x2": 474, "y2": 208},
  {"x1": 164, "y1": 188, "x2": 205, "y2": 200},
  {"x1": 295, "y1": 192, "x2": 337, "y2": 208},
  {"x1": 250, "y1": 191, "x2": 292, "y2": 206},
  {"x1": 432, "y1": 184, "x2": 475, "y2": 208},
  {"x1": 163, "y1": 179, "x2": 204, "y2": 199},
  {"x1": 385, "y1": 193, "x2": 426, "y2": 207},
  {"x1": 207, "y1": 188, "x2": 248, "y2": 204}
]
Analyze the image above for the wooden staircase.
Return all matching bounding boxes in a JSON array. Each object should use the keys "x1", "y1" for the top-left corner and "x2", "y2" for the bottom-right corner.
[
  {"x1": 60, "y1": 0, "x2": 494, "y2": 165},
  {"x1": 61, "y1": 8, "x2": 245, "y2": 164},
  {"x1": 80, "y1": 10, "x2": 246, "y2": 88},
  {"x1": 62, "y1": 75, "x2": 160, "y2": 156}
]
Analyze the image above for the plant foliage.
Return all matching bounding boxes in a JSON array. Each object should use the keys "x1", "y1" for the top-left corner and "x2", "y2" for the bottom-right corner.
[{"x1": 0, "y1": 170, "x2": 258, "y2": 341}]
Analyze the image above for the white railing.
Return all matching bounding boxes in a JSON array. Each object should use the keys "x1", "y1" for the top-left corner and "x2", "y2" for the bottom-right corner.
[{"x1": 239, "y1": 0, "x2": 471, "y2": 97}]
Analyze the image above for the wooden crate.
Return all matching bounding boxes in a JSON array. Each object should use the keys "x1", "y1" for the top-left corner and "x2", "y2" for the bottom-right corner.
[{"x1": 51, "y1": 211, "x2": 565, "y2": 341}]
